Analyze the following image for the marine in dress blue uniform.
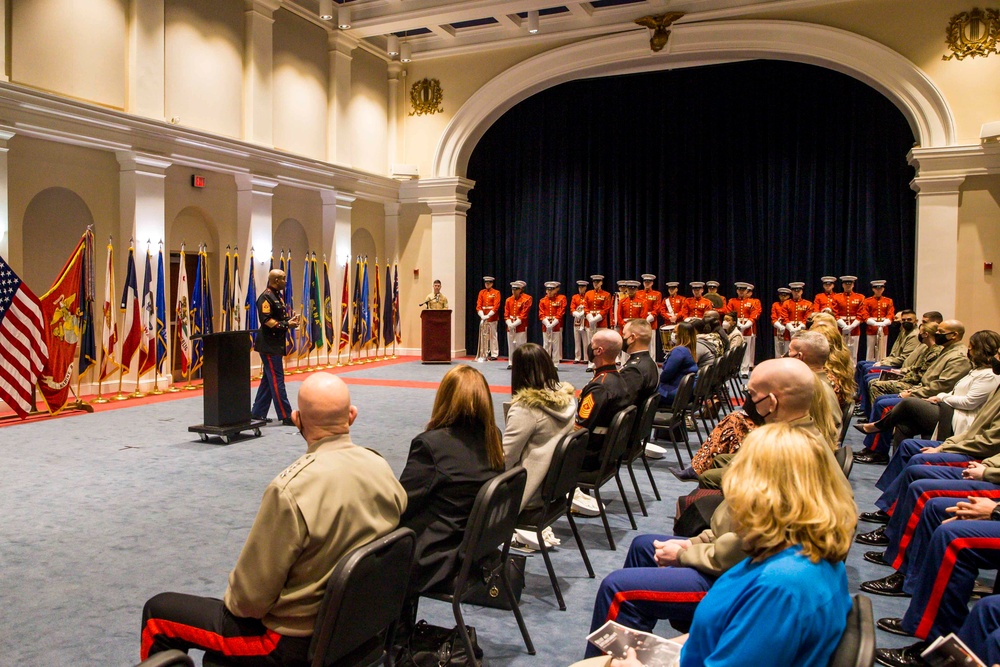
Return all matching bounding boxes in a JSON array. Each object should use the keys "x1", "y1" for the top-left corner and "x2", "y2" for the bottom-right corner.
[{"x1": 251, "y1": 270, "x2": 300, "y2": 424}]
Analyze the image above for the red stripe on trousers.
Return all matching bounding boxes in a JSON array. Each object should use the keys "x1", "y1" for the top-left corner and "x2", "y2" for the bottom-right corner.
[
  {"x1": 607, "y1": 590, "x2": 706, "y2": 621},
  {"x1": 140, "y1": 618, "x2": 282, "y2": 660},
  {"x1": 915, "y1": 537, "x2": 1000, "y2": 639},
  {"x1": 266, "y1": 356, "x2": 288, "y2": 419},
  {"x1": 868, "y1": 406, "x2": 893, "y2": 451},
  {"x1": 893, "y1": 489, "x2": 1000, "y2": 569}
]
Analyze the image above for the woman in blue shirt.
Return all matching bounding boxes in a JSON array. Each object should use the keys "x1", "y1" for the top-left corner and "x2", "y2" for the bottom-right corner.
[
  {"x1": 658, "y1": 322, "x2": 699, "y2": 407},
  {"x1": 608, "y1": 422, "x2": 856, "y2": 667}
]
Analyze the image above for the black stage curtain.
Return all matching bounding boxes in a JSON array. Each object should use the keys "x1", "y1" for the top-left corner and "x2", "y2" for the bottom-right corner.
[{"x1": 465, "y1": 60, "x2": 916, "y2": 362}]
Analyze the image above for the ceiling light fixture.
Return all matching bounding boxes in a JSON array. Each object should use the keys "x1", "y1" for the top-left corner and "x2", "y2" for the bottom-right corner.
[
  {"x1": 387, "y1": 34, "x2": 400, "y2": 56},
  {"x1": 338, "y1": 4, "x2": 352, "y2": 29},
  {"x1": 527, "y1": 11, "x2": 539, "y2": 34},
  {"x1": 400, "y1": 42, "x2": 412, "y2": 63},
  {"x1": 318, "y1": 0, "x2": 333, "y2": 21}
]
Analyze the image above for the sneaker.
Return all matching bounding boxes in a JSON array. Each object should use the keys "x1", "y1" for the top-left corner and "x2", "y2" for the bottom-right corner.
[
  {"x1": 571, "y1": 488, "x2": 603, "y2": 517},
  {"x1": 685, "y1": 416, "x2": 697, "y2": 431}
]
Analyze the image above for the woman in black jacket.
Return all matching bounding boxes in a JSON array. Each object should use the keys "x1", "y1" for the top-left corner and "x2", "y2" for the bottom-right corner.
[{"x1": 399, "y1": 364, "x2": 505, "y2": 600}]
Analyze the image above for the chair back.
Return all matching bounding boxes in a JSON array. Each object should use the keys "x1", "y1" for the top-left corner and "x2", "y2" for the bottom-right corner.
[
  {"x1": 308, "y1": 527, "x2": 417, "y2": 667},
  {"x1": 827, "y1": 594, "x2": 875, "y2": 667},
  {"x1": 625, "y1": 394, "x2": 660, "y2": 461},
  {"x1": 135, "y1": 650, "x2": 195, "y2": 667},
  {"x1": 457, "y1": 467, "x2": 528, "y2": 572},
  {"x1": 838, "y1": 400, "x2": 856, "y2": 448},
  {"x1": 539, "y1": 429, "x2": 589, "y2": 510},
  {"x1": 835, "y1": 445, "x2": 854, "y2": 479},
  {"x1": 597, "y1": 406, "x2": 637, "y2": 478},
  {"x1": 691, "y1": 363, "x2": 715, "y2": 402}
]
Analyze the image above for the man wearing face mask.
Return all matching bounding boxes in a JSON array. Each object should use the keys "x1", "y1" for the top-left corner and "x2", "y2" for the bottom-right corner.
[
  {"x1": 854, "y1": 310, "x2": 920, "y2": 410},
  {"x1": 140, "y1": 373, "x2": 407, "y2": 664},
  {"x1": 619, "y1": 318, "x2": 659, "y2": 402},
  {"x1": 698, "y1": 357, "x2": 828, "y2": 489},
  {"x1": 582, "y1": 357, "x2": 825, "y2": 652}
]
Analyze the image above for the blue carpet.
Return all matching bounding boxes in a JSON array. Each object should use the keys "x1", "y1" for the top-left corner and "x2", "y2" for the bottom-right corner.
[{"x1": 0, "y1": 361, "x2": 961, "y2": 665}]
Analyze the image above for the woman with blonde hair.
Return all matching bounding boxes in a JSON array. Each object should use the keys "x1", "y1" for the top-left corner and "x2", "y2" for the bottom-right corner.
[
  {"x1": 399, "y1": 364, "x2": 504, "y2": 600},
  {"x1": 602, "y1": 423, "x2": 856, "y2": 667},
  {"x1": 811, "y1": 318, "x2": 857, "y2": 405}
]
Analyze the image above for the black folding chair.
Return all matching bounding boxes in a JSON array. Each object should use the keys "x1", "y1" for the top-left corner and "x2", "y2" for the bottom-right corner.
[
  {"x1": 422, "y1": 467, "x2": 533, "y2": 666},
  {"x1": 308, "y1": 527, "x2": 416, "y2": 667},
  {"x1": 621, "y1": 393, "x2": 662, "y2": 516},
  {"x1": 576, "y1": 406, "x2": 638, "y2": 550},
  {"x1": 835, "y1": 445, "x2": 854, "y2": 480},
  {"x1": 134, "y1": 650, "x2": 195, "y2": 667},
  {"x1": 838, "y1": 399, "x2": 856, "y2": 448},
  {"x1": 651, "y1": 372, "x2": 697, "y2": 466},
  {"x1": 827, "y1": 594, "x2": 875, "y2": 667},
  {"x1": 515, "y1": 429, "x2": 594, "y2": 610},
  {"x1": 689, "y1": 364, "x2": 716, "y2": 445}
]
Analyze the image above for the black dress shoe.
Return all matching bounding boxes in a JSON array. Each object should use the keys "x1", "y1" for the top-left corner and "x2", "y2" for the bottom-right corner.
[
  {"x1": 864, "y1": 550, "x2": 891, "y2": 566},
  {"x1": 875, "y1": 641, "x2": 930, "y2": 667},
  {"x1": 877, "y1": 617, "x2": 916, "y2": 636},
  {"x1": 856, "y1": 526, "x2": 889, "y2": 546},
  {"x1": 854, "y1": 451, "x2": 890, "y2": 465},
  {"x1": 853, "y1": 423, "x2": 880, "y2": 435},
  {"x1": 856, "y1": 417, "x2": 868, "y2": 424},
  {"x1": 281, "y1": 417, "x2": 295, "y2": 426},
  {"x1": 860, "y1": 509, "x2": 891, "y2": 524},
  {"x1": 863, "y1": 573, "x2": 910, "y2": 598}
]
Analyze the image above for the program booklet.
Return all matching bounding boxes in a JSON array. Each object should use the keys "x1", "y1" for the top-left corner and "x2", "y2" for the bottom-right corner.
[
  {"x1": 877, "y1": 369, "x2": 905, "y2": 381},
  {"x1": 921, "y1": 632, "x2": 986, "y2": 666},
  {"x1": 587, "y1": 620, "x2": 683, "y2": 666}
]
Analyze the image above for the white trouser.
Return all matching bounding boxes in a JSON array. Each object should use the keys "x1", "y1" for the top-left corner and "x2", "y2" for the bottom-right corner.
[
  {"x1": 585, "y1": 325, "x2": 597, "y2": 368},
  {"x1": 507, "y1": 329, "x2": 526, "y2": 358},
  {"x1": 774, "y1": 336, "x2": 789, "y2": 358},
  {"x1": 866, "y1": 332, "x2": 888, "y2": 362},
  {"x1": 741, "y1": 334, "x2": 756, "y2": 373},
  {"x1": 485, "y1": 321, "x2": 499, "y2": 359},
  {"x1": 543, "y1": 329, "x2": 562, "y2": 364},
  {"x1": 574, "y1": 327, "x2": 587, "y2": 361},
  {"x1": 845, "y1": 333, "x2": 860, "y2": 365}
]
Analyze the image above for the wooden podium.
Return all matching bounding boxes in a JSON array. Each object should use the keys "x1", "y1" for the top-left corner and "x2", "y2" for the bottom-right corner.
[
  {"x1": 421, "y1": 309, "x2": 453, "y2": 363},
  {"x1": 188, "y1": 331, "x2": 266, "y2": 444}
]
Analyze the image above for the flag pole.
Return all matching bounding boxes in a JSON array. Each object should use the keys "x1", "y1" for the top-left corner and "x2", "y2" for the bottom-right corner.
[{"x1": 150, "y1": 240, "x2": 164, "y2": 396}]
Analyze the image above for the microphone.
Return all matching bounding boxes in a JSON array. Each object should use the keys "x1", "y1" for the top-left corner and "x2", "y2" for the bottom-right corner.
[{"x1": 419, "y1": 299, "x2": 430, "y2": 307}]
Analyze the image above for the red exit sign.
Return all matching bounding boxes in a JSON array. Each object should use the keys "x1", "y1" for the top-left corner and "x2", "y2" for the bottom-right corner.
[{"x1": 192, "y1": 174, "x2": 206, "y2": 188}]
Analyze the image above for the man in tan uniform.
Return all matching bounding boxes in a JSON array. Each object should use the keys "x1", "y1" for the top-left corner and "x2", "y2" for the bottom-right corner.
[
  {"x1": 424, "y1": 279, "x2": 449, "y2": 309},
  {"x1": 140, "y1": 373, "x2": 407, "y2": 664}
]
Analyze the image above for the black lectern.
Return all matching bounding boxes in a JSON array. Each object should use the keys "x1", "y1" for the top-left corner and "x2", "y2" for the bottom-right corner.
[{"x1": 188, "y1": 331, "x2": 266, "y2": 444}]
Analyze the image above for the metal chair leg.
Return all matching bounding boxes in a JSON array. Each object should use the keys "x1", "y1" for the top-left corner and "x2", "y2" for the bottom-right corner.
[
  {"x1": 614, "y1": 471, "x2": 637, "y2": 530},
  {"x1": 535, "y1": 526, "x2": 565, "y2": 610},
  {"x1": 565, "y1": 507, "x2": 594, "y2": 577},
  {"x1": 452, "y1": 598, "x2": 481, "y2": 667},
  {"x1": 641, "y1": 453, "x2": 661, "y2": 501},
  {"x1": 499, "y1": 566, "x2": 535, "y2": 654},
  {"x1": 592, "y1": 486, "x2": 615, "y2": 550},
  {"x1": 626, "y1": 460, "x2": 648, "y2": 517}
]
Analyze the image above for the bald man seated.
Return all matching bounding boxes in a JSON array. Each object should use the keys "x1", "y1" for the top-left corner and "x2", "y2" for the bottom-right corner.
[
  {"x1": 141, "y1": 373, "x2": 408, "y2": 666},
  {"x1": 698, "y1": 357, "x2": 828, "y2": 489},
  {"x1": 576, "y1": 329, "x2": 633, "y2": 472}
]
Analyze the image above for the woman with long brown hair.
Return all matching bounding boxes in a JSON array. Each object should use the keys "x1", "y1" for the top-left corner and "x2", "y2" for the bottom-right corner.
[{"x1": 399, "y1": 364, "x2": 504, "y2": 600}]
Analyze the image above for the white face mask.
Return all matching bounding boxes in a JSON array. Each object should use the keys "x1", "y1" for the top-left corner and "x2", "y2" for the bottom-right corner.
[{"x1": 723, "y1": 321, "x2": 733, "y2": 332}]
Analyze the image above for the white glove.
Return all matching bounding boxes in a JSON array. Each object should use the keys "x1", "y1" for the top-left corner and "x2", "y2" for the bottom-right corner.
[
  {"x1": 595, "y1": 314, "x2": 603, "y2": 323},
  {"x1": 684, "y1": 317, "x2": 695, "y2": 323},
  {"x1": 545, "y1": 322, "x2": 555, "y2": 333},
  {"x1": 822, "y1": 307, "x2": 834, "y2": 314},
  {"x1": 738, "y1": 319, "x2": 752, "y2": 332},
  {"x1": 479, "y1": 312, "x2": 488, "y2": 321},
  {"x1": 586, "y1": 313, "x2": 598, "y2": 324},
  {"x1": 513, "y1": 318, "x2": 522, "y2": 328},
  {"x1": 866, "y1": 318, "x2": 878, "y2": 327},
  {"x1": 486, "y1": 310, "x2": 495, "y2": 319},
  {"x1": 844, "y1": 321, "x2": 858, "y2": 333},
  {"x1": 837, "y1": 318, "x2": 847, "y2": 330},
  {"x1": 646, "y1": 314, "x2": 655, "y2": 324},
  {"x1": 573, "y1": 312, "x2": 585, "y2": 323},
  {"x1": 876, "y1": 319, "x2": 890, "y2": 327},
  {"x1": 774, "y1": 321, "x2": 785, "y2": 332}
]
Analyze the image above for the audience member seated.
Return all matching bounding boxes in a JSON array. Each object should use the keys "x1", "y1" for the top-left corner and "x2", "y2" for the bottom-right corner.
[
  {"x1": 657, "y1": 321, "x2": 698, "y2": 408},
  {"x1": 685, "y1": 318, "x2": 717, "y2": 369},
  {"x1": 139, "y1": 373, "x2": 407, "y2": 665},
  {"x1": 579, "y1": 422, "x2": 855, "y2": 667},
  {"x1": 862, "y1": 322, "x2": 940, "y2": 418},
  {"x1": 788, "y1": 330, "x2": 843, "y2": 428},
  {"x1": 503, "y1": 342, "x2": 577, "y2": 512},
  {"x1": 575, "y1": 329, "x2": 632, "y2": 472},
  {"x1": 854, "y1": 309, "x2": 920, "y2": 393},
  {"x1": 856, "y1": 330, "x2": 1000, "y2": 451},
  {"x1": 722, "y1": 311, "x2": 745, "y2": 350},
  {"x1": 694, "y1": 357, "x2": 836, "y2": 489},
  {"x1": 398, "y1": 365, "x2": 505, "y2": 621},
  {"x1": 701, "y1": 310, "x2": 730, "y2": 353},
  {"x1": 619, "y1": 318, "x2": 659, "y2": 402}
]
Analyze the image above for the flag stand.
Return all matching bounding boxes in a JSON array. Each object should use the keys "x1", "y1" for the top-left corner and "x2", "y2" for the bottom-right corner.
[
  {"x1": 391, "y1": 340, "x2": 397, "y2": 359},
  {"x1": 149, "y1": 371, "x2": 164, "y2": 396},
  {"x1": 113, "y1": 369, "x2": 130, "y2": 401},
  {"x1": 183, "y1": 365, "x2": 197, "y2": 390},
  {"x1": 92, "y1": 377, "x2": 109, "y2": 404}
]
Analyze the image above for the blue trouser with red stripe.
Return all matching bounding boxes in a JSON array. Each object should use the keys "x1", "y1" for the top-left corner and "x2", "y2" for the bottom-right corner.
[
  {"x1": 251, "y1": 353, "x2": 292, "y2": 421},
  {"x1": 876, "y1": 439, "x2": 952, "y2": 493},
  {"x1": 863, "y1": 395, "x2": 902, "y2": 453},
  {"x1": 883, "y1": 475, "x2": 1000, "y2": 571},
  {"x1": 959, "y1": 595, "x2": 1000, "y2": 664},
  {"x1": 141, "y1": 592, "x2": 310, "y2": 665},
  {"x1": 900, "y1": 517, "x2": 1000, "y2": 640},
  {"x1": 584, "y1": 534, "x2": 715, "y2": 658}
]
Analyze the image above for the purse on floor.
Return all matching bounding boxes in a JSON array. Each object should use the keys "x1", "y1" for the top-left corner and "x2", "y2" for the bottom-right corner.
[
  {"x1": 395, "y1": 620, "x2": 484, "y2": 667},
  {"x1": 463, "y1": 551, "x2": 526, "y2": 610}
]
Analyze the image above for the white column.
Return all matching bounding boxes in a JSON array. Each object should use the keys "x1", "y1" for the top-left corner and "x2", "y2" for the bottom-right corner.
[
  {"x1": 128, "y1": 0, "x2": 165, "y2": 119},
  {"x1": 424, "y1": 178, "x2": 474, "y2": 356},
  {"x1": 327, "y1": 33, "x2": 356, "y2": 166},
  {"x1": 0, "y1": 129, "x2": 13, "y2": 262},
  {"x1": 911, "y1": 175, "x2": 965, "y2": 317},
  {"x1": 117, "y1": 151, "x2": 171, "y2": 386},
  {"x1": 321, "y1": 190, "x2": 353, "y2": 349},
  {"x1": 243, "y1": 0, "x2": 281, "y2": 146},
  {"x1": 387, "y1": 63, "x2": 402, "y2": 169},
  {"x1": 235, "y1": 174, "x2": 278, "y2": 300},
  {"x1": 0, "y1": 0, "x2": 8, "y2": 82}
]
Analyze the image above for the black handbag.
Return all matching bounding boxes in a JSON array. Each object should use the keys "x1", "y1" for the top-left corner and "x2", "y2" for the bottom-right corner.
[
  {"x1": 396, "y1": 620, "x2": 484, "y2": 667},
  {"x1": 463, "y1": 551, "x2": 526, "y2": 610}
]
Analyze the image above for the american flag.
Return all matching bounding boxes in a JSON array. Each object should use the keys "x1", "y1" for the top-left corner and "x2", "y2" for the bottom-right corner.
[{"x1": 0, "y1": 256, "x2": 49, "y2": 418}]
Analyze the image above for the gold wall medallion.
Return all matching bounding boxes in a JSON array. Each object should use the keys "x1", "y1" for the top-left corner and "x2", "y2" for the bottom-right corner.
[
  {"x1": 409, "y1": 78, "x2": 444, "y2": 116},
  {"x1": 634, "y1": 13, "x2": 685, "y2": 52},
  {"x1": 944, "y1": 8, "x2": 1000, "y2": 60}
]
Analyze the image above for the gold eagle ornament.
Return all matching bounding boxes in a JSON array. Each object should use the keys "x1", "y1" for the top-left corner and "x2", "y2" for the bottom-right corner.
[{"x1": 635, "y1": 12, "x2": 685, "y2": 52}]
